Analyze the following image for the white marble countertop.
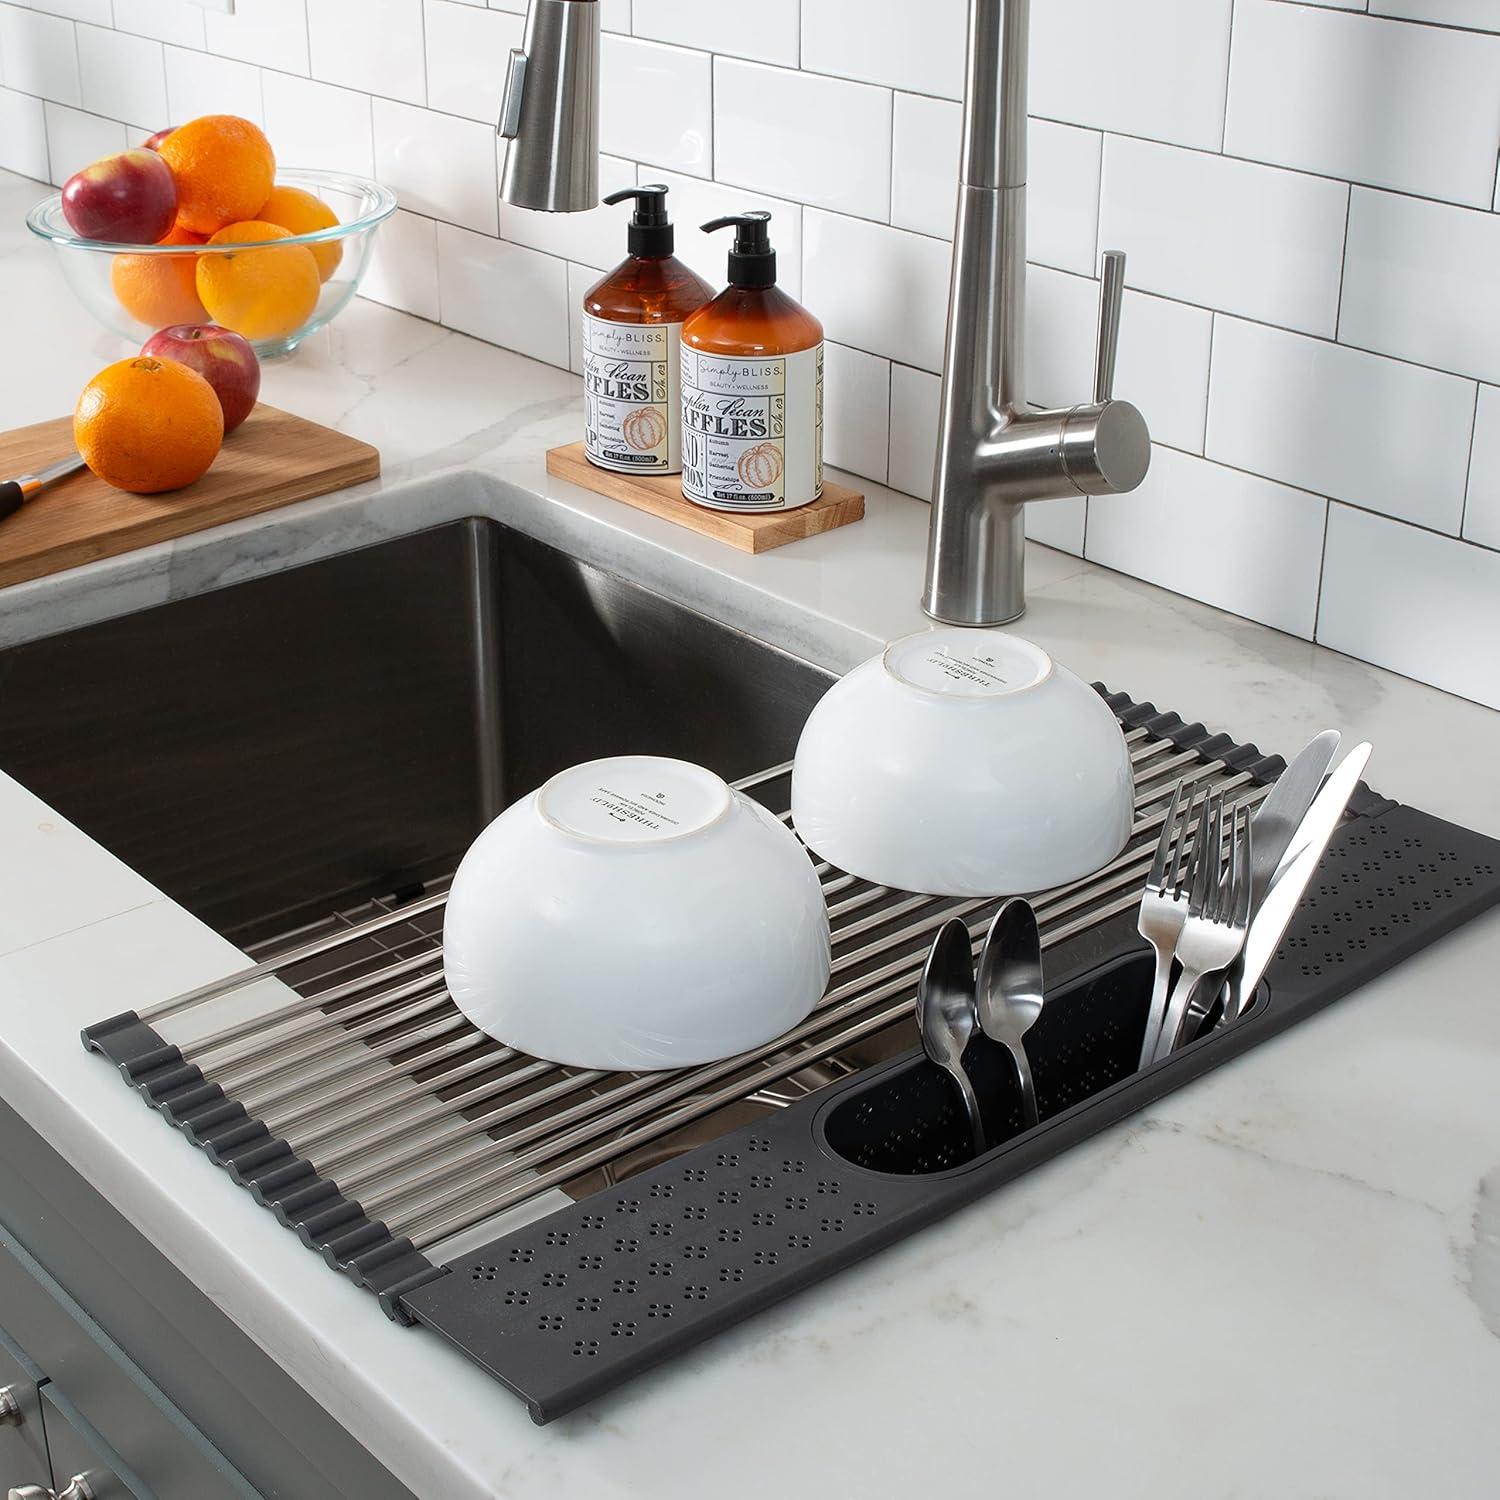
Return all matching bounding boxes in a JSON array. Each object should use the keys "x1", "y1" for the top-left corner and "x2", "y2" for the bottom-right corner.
[{"x1": 4, "y1": 167, "x2": 1500, "y2": 1498}]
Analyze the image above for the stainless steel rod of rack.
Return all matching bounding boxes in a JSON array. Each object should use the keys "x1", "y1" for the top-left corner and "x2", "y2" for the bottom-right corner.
[
  {"x1": 274, "y1": 766, "x2": 1257, "y2": 1182},
  {"x1": 126, "y1": 725, "x2": 1261, "y2": 1251},
  {"x1": 333, "y1": 778, "x2": 1267, "y2": 1239},
  {"x1": 216, "y1": 759, "x2": 1257, "y2": 1190}
]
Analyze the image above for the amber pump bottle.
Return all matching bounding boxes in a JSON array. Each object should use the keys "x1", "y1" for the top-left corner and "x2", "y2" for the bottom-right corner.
[
  {"x1": 581, "y1": 185, "x2": 714, "y2": 477},
  {"x1": 681, "y1": 213, "x2": 824, "y2": 512}
]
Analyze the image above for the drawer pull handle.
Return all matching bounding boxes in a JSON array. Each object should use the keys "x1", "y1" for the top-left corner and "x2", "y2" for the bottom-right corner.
[{"x1": 9, "y1": 1477, "x2": 97, "y2": 1500}]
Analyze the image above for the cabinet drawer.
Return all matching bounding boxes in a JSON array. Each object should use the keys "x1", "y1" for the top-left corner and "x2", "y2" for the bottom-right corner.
[
  {"x1": 0, "y1": 1331, "x2": 51, "y2": 1495},
  {"x1": 40, "y1": 1386, "x2": 142, "y2": 1500},
  {"x1": 0, "y1": 1230, "x2": 254, "y2": 1500}
]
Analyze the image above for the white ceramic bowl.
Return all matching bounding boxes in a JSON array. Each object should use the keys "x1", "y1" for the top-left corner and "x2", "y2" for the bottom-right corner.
[
  {"x1": 791, "y1": 628, "x2": 1133, "y2": 897},
  {"x1": 443, "y1": 755, "x2": 831, "y2": 1071}
]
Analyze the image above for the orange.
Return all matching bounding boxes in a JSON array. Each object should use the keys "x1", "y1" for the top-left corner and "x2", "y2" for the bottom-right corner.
[
  {"x1": 196, "y1": 220, "x2": 320, "y2": 341},
  {"x1": 159, "y1": 115, "x2": 275, "y2": 236},
  {"x1": 110, "y1": 225, "x2": 208, "y2": 328},
  {"x1": 74, "y1": 356, "x2": 224, "y2": 494},
  {"x1": 257, "y1": 184, "x2": 342, "y2": 282}
]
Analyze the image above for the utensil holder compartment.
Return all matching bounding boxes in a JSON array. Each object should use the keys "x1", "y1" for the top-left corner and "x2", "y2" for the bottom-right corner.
[{"x1": 822, "y1": 950, "x2": 1161, "y2": 1175}]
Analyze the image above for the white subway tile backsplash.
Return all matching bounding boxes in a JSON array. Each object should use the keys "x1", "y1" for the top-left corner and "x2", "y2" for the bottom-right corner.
[
  {"x1": 801, "y1": 0, "x2": 967, "y2": 101},
  {"x1": 1025, "y1": 265, "x2": 1096, "y2": 410},
  {"x1": 890, "y1": 93, "x2": 956, "y2": 238},
  {"x1": 0, "y1": 5, "x2": 82, "y2": 107},
  {"x1": 0, "y1": 87, "x2": 48, "y2": 180},
  {"x1": 1207, "y1": 317, "x2": 1476, "y2": 534},
  {"x1": 887, "y1": 362, "x2": 939, "y2": 501},
  {"x1": 1026, "y1": 495, "x2": 1087, "y2": 557},
  {"x1": 566, "y1": 261, "x2": 590, "y2": 375},
  {"x1": 1030, "y1": 123, "x2": 1102, "y2": 278},
  {"x1": 823, "y1": 342, "x2": 890, "y2": 484},
  {"x1": 1115, "y1": 289, "x2": 1213, "y2": 456},
  {"x1": 1099, "y1": 136, "x2": 1348, "y2": 337},
  {"x1": 43, "y1": 102, "x2": 127, "y2": 183},
  {"x1": 1370, "y1": 0, "x2": 1500, "y2": 28},
  {"x1": 499, "y1": 154, "x2": 636, "y2": 271},
  {"x1": 600, "y1": 35, "x2": 709, "y2": 176},
  {"x1": 1462, "y1": 386, "x2": 1500, "y2": 551},
  {"x1": 309, "y1": 0, "x2": 426, "y2": 107},
  {"x1": 1226, "y1": 2, "x2": 1500, "y2": 210},
  {"x1": 644, "y1": 170, "x2": 805, "y2": 299},
  {"x1": 262, "y1": 72, "x2": 373, "y2": 176},
  {"x1": 113, "y1": 0, "x2": 206, "y2": 48},
  {"x1": 77, "y1": 25, "x2": 167, "y2": 129},
  {"x1": 1031, "y1": 0, "x2": 1233, "y2": 153},
  {"x1": 1340, "y1": 188, "x2": 1500, "y2": 386},
  {"x1": 30, "y1": 0, "x2": 111, "y2": 24},
  {"x1": 425, "y1": 1, "x2": 522, "y2": 124},
  {"x1": 1087, "y1": 447, "x2": 1326, "y2": 638},
  {"x1": 634, "y1": 0, "x2": 798, "y2": 66},
  {"x1": 715, "y1": 59, "x2": 891, "y2": 223},
  {"x1": 803, "y1": 210, "x2": 951, "y2": 373},
  {"x1": 361, "y1": 207, "x2": 440, "y2": 322},
  {"x1": 163, "y1": 45, "x2": 263, "y2": 127},
  {"x1": 436, "y1": 221, "x2": 570, "y2": 367},
  {"x1": 1318, "y1": 504, "x2": 1500, "y2": 709},
  {"x1": 203, "y1": 0, "x2": 309, "y2": 75},
  {"x1": 373, "y1": 97, "x2": 497, "y2": 235}
]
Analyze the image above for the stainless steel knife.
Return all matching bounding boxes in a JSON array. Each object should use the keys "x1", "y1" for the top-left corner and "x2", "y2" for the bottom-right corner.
[
  {"x1": 1215, "y1": 728, "x2": 1342, "y2": 1023},
  {"x1": 1248, "y1": 729, "x2": 1342, "y2": 910},
  {"x1": 1232, "y1": 740, "x2": 1373, "y2": 1007}
]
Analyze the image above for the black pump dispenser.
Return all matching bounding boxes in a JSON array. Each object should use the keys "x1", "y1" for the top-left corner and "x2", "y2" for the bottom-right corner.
[
  {"x1": 703, "y1": 212, "x2": 777, "y2": 289},
  {"x1": 604, "y1": 184, "x2": 675, "y2": 258}
]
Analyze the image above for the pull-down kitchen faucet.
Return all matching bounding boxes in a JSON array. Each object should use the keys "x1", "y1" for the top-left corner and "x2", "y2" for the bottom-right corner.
[
  {"x1": 496, "y1": 0, "x2": 1149, "y2": 626},
  {"x1": 924, "y1": 0, "x2": 1150, "y2": 625}
]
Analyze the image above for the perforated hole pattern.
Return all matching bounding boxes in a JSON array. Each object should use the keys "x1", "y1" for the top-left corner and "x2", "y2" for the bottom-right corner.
[{"x1": 405, "y1": 805, "x2": 1500, "y2": 1425}]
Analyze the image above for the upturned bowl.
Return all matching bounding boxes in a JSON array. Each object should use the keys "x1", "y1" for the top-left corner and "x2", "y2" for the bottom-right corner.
[
  {"x1": 791, "y1": 628, "x2": 1134, "y2": 897},
  {"x1": 443, "y1": 755, "x2": 832, "y2": 1071}
]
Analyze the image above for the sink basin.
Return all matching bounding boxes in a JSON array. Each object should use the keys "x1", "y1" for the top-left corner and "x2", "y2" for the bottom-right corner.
[{"x1": 0, "y1": 519, "x2": 835, "y2": 950}]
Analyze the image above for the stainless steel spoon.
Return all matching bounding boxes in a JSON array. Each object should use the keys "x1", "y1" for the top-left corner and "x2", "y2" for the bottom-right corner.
[
  {"x1": 976, "y1": 897, "x2": 1044, "y2": 1130},
  {"x1": 915, "y1": 917, "x2": 986, "y2": 1156}
]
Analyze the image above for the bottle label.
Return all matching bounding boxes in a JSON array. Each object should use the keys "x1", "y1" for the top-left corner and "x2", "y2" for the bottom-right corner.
[
  {"x1": 680, "y1": 344, "x2": 824, "y2": 511},
  {"x1": 582, "y1": 315, "x2": 682, "y2": 474}
]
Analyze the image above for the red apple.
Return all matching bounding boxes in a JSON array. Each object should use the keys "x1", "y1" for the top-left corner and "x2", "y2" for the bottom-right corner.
[
  {"x1": 62, "y1": 148, "x2": 178, "y2": 244},
  {"x1": 141, "y1": 325, "x2": 261, "y2": 434},
  {"x1": 142, "y1": 127, "x2": 177, "y2": 153}
]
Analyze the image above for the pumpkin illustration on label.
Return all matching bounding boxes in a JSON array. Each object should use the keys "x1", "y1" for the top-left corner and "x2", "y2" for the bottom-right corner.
[
  {"x1": 622, "y1": 406, "x2": 668, "y2": 453},
  {"x1": 737, "y1": 441, "x2": 784, "y2": 490}
]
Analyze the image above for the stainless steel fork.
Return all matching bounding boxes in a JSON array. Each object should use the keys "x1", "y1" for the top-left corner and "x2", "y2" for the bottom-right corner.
[
  {"x1": 1150, "y1": 795, "x2": 1252, "y2": 1063},
  {"x1": 1136, "y1": 779, "x2": 1195, "y2": 1069}
]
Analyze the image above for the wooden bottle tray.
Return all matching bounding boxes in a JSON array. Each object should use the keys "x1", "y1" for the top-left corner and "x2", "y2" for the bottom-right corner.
[{"x1": 545, "y1": 442, "x2": 864, "y2": 554}]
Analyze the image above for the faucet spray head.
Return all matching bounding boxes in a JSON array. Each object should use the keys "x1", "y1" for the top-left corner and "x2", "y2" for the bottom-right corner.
[{"x1": 498, "y1": 0, "x2": 601, "y2": 214}]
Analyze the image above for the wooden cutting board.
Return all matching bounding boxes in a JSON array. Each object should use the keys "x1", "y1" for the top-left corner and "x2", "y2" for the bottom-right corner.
[
  {"x1": 0, "y1": 404, "x2": 380, "y2": 589},
  {"x1": 546, "y1": 441, "x2": 864, "y2": 553}
]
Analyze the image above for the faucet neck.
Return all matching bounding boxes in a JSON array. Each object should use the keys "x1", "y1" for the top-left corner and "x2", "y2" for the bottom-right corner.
[{"x1": 962, "y1": 0, "x2": 1030, "y2": 191}]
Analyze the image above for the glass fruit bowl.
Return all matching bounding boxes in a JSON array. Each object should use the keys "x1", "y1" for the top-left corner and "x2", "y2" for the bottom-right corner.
[{"x1": 26, "y1": 168, "x2": 397, "y2": 358}]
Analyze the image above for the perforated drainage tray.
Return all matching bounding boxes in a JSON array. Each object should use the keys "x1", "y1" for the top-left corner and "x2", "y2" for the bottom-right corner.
[{"x1": 83, "y1": 690, "x2": 1500, "y2": 1424}]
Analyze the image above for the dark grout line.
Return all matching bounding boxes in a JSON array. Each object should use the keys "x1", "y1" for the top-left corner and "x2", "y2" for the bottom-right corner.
[
  {"x1": 1331, "y1": 184, "x2": 1354, "y2": 341},
  {"x1": 1310, "y1": 496, "x2": 1332, "y2": 641},
  {"x1": 1459, "y1": 383, "x2": 1482, "y2": 539}
]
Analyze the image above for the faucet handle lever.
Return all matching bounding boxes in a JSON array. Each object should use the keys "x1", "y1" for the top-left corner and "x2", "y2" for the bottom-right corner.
[{"x1": 1093, "y1": 250, "x2": 1127, "y2": 403}]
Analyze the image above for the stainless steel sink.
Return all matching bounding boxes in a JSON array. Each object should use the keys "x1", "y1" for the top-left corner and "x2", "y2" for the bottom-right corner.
[{"x1": 0, "y1": 519, "x2": 835, "y2": 951}]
